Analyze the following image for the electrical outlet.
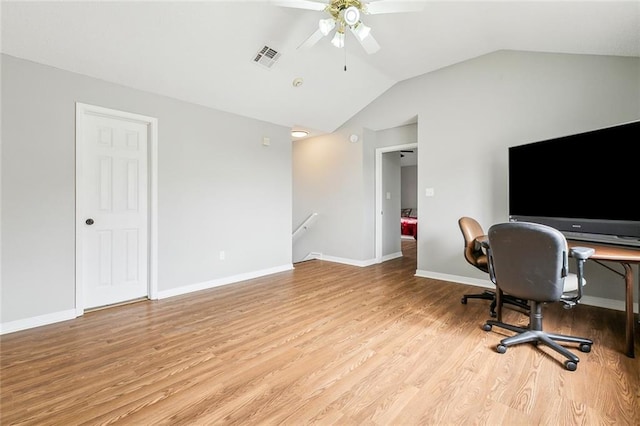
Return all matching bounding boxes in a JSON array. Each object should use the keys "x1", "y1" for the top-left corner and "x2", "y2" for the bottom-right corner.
[{"x1": 219, "y1": 251, "x2": 225, "y2": 260}]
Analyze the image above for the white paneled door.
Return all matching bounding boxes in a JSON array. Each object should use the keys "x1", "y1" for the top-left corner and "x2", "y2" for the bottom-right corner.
[{"x1": 78, "y1": 108, "x2": 149, "y2": 310}]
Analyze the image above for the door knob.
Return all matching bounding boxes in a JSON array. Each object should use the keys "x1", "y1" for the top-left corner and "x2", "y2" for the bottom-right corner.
[{"x1": 85, "y1": 218, "x2": 94, "y2": 225}]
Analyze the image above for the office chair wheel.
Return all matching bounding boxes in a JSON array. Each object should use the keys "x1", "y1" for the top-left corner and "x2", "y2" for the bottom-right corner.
[
  {"x1": 482, "y1": 323, "x2": 492, "y2": 332},
  {"x1": 461, "y1": 297, "x2": 467, "y2": 304},
  {"x1": 579, "y1": 343, "x2": 591, "y2": 353},
  {"x1": 496, "y1": 344, "x2": 507, "y2": 354},
  {"x1": 564, "y1": 360, "x2": 577, "y2": 371}
]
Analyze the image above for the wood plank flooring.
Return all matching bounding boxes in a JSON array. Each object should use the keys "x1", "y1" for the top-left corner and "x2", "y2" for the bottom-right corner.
[{"x1": 1, "y1": 240, "x2": 639, "y2": 425}]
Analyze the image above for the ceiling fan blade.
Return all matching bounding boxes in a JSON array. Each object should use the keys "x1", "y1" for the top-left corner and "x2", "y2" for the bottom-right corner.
[
  {"x1": 365, "y1": 1, "x2": 425, "y2": 15},
  {"x1": 350, "y1": 27, "x2": 380, "y2": 54},
  {"x1": 298, "y1": 27, "x2": 326, "y2": 50},
  {"x1": 270, "y1": 0, "x2": 328, "y2": 11}
]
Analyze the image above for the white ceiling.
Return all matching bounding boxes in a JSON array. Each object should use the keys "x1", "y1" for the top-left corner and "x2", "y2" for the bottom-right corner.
[{"x1": 2, "y1": 1, "x2": 639, "y2": 136}]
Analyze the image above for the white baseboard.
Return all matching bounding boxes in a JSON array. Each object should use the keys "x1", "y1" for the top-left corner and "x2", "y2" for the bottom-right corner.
[
  {"x1": 1, "y1": 308, "x2": 78, "y2": 335},
  {"x1": 1, "y1": 265, "x2": 295, "y2": 334},
  {"x1": 415, "y1": 269, "x2": 494, "y2": 289},
  {"x1": 579, "y1": 295, "x2": 638, "y2": 313},
  {"x1": 5, "y1": 266, "x2": 633, "y2": 336},
  {"x1": 302, "y1": 252, "x2": 322, "y2": 261},
  {"x1": 415, "y1": 269, "x2": 638, "y2": 313},
  {"x1": 157, "y1": 264, "x2": 294, "y2": 299},
  {"x1": 304, "y1": 251, "x2": 396, "y2": 267},
  {"x1": 381, "y1": 251, "x2": 403, "y2": 262},
  {"x1": 315, "y1": 254, "x2": 377, "y2": 267}
]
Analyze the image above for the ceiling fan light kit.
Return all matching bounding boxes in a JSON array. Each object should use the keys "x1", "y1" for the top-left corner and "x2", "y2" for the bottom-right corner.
[
  {"x1": 275, "y1": 0, "x2": 424, "y2": 55},
  {"x1": 323, "y1": 1, "x2": 369, "y2": 50},
  {"x1": 342, "y1": 5, "x2": 360, "y2": 26},
  {"x1": 331, "y1": 29, "x2": 345, "y2": 48},
  {"x1": 318, "y1": 17, "x2": 336, "y2": 35}
]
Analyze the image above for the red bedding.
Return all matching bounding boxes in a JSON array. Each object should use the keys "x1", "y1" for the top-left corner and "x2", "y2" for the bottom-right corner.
[{"x1": 401, "y1": 216, "x2": 418, "y2": 238}]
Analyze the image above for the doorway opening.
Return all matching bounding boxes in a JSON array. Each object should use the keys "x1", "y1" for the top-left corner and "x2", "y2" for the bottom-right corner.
[{"x1": 375, "y1": 142, "x2": 418, "y2": 264}]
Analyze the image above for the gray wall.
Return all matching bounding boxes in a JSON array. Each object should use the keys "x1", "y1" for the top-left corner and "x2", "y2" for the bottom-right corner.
[
  {"x1": 293, "y1": 50, "x2": 640, "y2": 307},
  {"x1": 401, "y1": 166, "x2": 417, "y2": 211},
  {"x1": 292, "y1": 131, "x2": 366, "y2": 263},
  {"x1": 381, "y1": 151, "x2": 401, "y2": 257},
  {"x1": 292, "y1": 123, "x2": 417, "y2": 264},
  {"x1": 1, "y1": 54, "x2": 292, "y2": 326}
]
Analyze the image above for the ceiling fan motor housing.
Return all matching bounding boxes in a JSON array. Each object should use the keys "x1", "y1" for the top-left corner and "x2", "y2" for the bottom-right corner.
[{"x1": 327, "y1": 0, "x2": 365, "y2": 24}]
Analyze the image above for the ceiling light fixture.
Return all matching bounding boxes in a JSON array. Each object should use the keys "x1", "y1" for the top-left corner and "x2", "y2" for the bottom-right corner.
[
  {"x1": 291, "y1": 130, "x2": 309, "y2": 138},
  {"x1": 343, "y1": 6, "x2": 360, "y2": 26},
  {"x1": 331, "y1": 28, "x2": 345, "y2": 48},
  {"x1": 322, "y1": 0, "x2": 373, "y2": 51},
  {"x1": 276, "y1": 0, "x2": 426, "y2": 55},
  {"x1": 318, "y1": 18, "x2": 336, "y2": 36}
]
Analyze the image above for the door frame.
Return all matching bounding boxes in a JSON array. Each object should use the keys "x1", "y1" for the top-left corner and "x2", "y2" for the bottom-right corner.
[
  {"x1": 75, "y1": 103, "x2": 159, "y2": 315},
  {"x1": 375, "y1": 142, "x2": 417, "y2": 263}
]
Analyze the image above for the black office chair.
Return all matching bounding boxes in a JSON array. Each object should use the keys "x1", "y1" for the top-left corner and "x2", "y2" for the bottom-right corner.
[
  {"x1": 482, "y1": 222, "x2": 595, "y2": 371},
  {"x1": 458, "y1": 217, "x2": 529, "y2": 317}
]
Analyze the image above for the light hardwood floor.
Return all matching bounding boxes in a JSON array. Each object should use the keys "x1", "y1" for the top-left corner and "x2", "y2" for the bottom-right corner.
[{"x1": 1, "y1": 240, "x2": 639, "y2": 425}]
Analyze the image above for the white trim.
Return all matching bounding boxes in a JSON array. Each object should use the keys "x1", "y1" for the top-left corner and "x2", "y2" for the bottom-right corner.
[
  {"x1": 148, "y1": 115, "x2": 159, "y2": 300},
  {"x1": 4, "y1": 272, "x2": 634, "y2": 335},
  {"x1": 303, "y1": 252, "x2": 323, "y2": 261},
  {"x1": 0, "y1": 309, "x2": 77, "y2": 335},
  {"x1": 375, "y1": 142, "x2": 418, "y2": 263},
  {"x1": 580, "y1": 295, "x2": 639, "y2": 313},
  {"x1": 75, "y1": 103, "x2": 159, "y2": 315},
  {"x1": 381, "y1": 251, "x2": 403, "y2": 262},
  {"x1": 316, "y1": 254, "x2": 377, "y2": 268},
  {"x1": 415, "y1": 269, "x2": 494, "y2": 289},
  {"x1": 300, "y1": 253, "x2": 379, "y2": 267},
  {"x1": 157, "y1": 264, "x2": 294, "y2": 299},
  {"x1": 293, "y1": 212, "x2": 319, "y2": 242},
  {"x1": 415, "y1": 270, "x2": 638, "y2": 313}
]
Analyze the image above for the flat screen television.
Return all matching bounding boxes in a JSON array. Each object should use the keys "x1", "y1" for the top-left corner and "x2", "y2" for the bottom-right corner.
[{"x1": 508, "y1": 120, "x2": 640, "y2": 247}]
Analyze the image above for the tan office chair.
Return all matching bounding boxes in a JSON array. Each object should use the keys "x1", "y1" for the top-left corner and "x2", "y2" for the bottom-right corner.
[
  {"x1": 482, "y1": 221, "x2": 594, "y2": 371},
  {"x1": 458, "y1": 216, "x2": 529, "y2": 317}
]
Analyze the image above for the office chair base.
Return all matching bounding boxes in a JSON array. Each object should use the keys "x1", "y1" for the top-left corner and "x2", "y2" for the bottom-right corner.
[
  {"x1": 483, "y1": 321, "x2": 592, "y2": 371},
  {"x1": 462, "y1": 290, "x2": 529, "y2": 318},
  {"x1": 461, "y1": 290, "x2": 494, "y2": 304}
]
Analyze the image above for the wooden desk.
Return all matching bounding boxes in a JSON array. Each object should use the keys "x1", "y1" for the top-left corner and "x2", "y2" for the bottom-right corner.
[{"x1": 567, "y1": 241, "x2": 640, "y2": 358}]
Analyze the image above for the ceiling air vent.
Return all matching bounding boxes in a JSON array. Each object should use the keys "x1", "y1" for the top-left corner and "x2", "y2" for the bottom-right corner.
[{"x1": 253, "y1": 45, "x2": 281, "y2": 69}]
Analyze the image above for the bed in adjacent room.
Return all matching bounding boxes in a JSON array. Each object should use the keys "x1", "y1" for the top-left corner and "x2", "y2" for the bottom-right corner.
[{"x1": 401, "y1": 208, "x2": 418, "y2": 239}]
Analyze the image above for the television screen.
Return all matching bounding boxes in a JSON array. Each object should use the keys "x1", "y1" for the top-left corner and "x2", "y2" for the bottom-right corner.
[{"x1": 508, "y1": 120, "x2": 640, "y2": 245}]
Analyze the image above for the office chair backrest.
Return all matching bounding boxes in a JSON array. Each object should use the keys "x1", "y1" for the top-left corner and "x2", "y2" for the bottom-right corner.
[
  {"x1": 487, "y1": 222, "x2": 568, "y2": 302},
  {"x1": 458, "y1": 216, "x2": 489, "y2": 273}
]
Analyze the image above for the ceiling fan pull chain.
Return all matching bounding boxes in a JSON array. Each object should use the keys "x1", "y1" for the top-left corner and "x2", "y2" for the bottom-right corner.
[{"x1": 344, "y1": 43, "x2": 348, "y2": 71}]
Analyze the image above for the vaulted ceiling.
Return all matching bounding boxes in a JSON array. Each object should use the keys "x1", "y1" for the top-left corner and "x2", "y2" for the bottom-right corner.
[{"x1": 2, "y1": 1, "x2": 639, "y2": 136}]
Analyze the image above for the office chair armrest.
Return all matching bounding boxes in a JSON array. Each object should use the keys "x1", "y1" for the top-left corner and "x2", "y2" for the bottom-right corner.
[
  {"x1": 569, "y1": 246, "x2": 595, "y2": 260},
  {"x1": 562, "y1": 247, "x2": 594, "y2": 308}
]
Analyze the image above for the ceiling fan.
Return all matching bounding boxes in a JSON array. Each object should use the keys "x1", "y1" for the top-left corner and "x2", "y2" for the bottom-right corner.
[
  {"x1": 400, "y1": 149, "x2": 414, "y2": 158},
  {"x1": 273, "y1": 0, "x2": 424, "y2": 54}
]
